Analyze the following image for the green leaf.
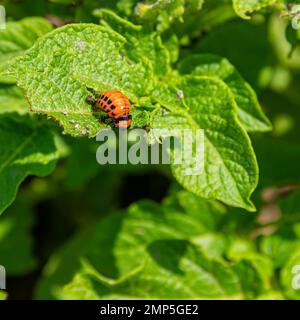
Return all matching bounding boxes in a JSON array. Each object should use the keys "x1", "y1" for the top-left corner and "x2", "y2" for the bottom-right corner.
[
  {"x1": 35, "y1": 196, "x2": 227, "y2": 299},
  {"x1": 227, "y1": 238, "x2": 256, "y2": 260},
  {"x1": 36, "y1": 198, "x2": 224, "y2": 295},
  {"x1": 36, "y1": 194, "x2": 268, "y2": 299},
  {"x1": 161, "y1": 29, "x2": 179, "y2": 63},
  {"x1": 95, "y1": 9, "x2": 171, "y2": 76},
  {"x1": 232, "y1": 0, "x2": 283, "y2": 19},
  {"x1": 168, "y1": 190, "x2": 227, "y2": 231},
  {"x1": 285, "y1": 23, "x2": 299, "y2": 58},
  {"x1": 256, "y1": 291, "x2": 285, "y2": 300},
  {"x1": 235, "y1": 253, "x2": 273, "y2": 291},
  {"x1": 194, "y1": 20, "x2": 273, "y2": 89},
  {"x1": 5, "y1": 14, "x2": 259, "y2": 210},
  {"x1": 135, "y1": 0, "x2": 205, "y2": 33},
  {"x1": 0, "y1": 291, "x2": 7, "y2": 300},
  {"x1": 260, "y1": 190, "x2": 300, "y2": 271},
  {"x1": 75, "y1": 0, "x2": 138, "y2": 22},
  {"x1": 135, "y1": 0, "x2": 205, "y2": 20},
  {"x1": 280, "y1": 248, "x2": 300, "y2": 299},
  {"x1": 6, "y1": 24, "x2": 154, "y2": 137},
  {"x1": 226, "y1": 238, "x2": 273, "y2": 295},
  {"x1": 260, "y1": 233, "x2": 300, "y2": 268},
  {"x1": 152, "y1": 76, "x2": 258, "y2": 211},
  {"x1": 269, "y1": 14, "x2": 300, "y2": 70},
  {"x1": 63, "y1": 241, "x2": 243, "y2": 300},
  {"x1": 64, "y1": 138, "x2": 101, "y2": 189},
  {"x1": 0, "y1": 17, "x2": 53, "y2": 83},
  {"x1": 35, "y1": 228, "x2": 90, "y2": 299},
  {"x1": 0, "y1": 114, "x2": 60, "y2": 214},
  {"x1": 0, "y1": 195, "x2": 37, "y2": 275},
  {"x1": 178, "y1": 54, "x2": 272, "y2": 132},
  {"x1": 135, "y1": 0, "x2": 185, "y2": 22},
  {"x1": 173, "y1": 0, "x2": 235, "y2": 39},
  {"x1": 0, "y1": 84, "x2": 29, "y2": 114}
]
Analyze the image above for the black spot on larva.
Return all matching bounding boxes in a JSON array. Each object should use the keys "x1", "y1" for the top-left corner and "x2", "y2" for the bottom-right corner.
[
  {"x1": 104, "y1": 96, "x2": 108, "y2": 101},
  {"x1": 107, "y1": 99, "x2": 112, "y2": 105},
  {"x1": 110, "y1": 105, "x2": 116, "y2": 110}
]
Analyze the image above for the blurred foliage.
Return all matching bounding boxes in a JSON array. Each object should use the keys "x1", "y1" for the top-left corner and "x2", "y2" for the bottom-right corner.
[{"x1": 0, "y1": 0, "x2": 300, "y2": 300}]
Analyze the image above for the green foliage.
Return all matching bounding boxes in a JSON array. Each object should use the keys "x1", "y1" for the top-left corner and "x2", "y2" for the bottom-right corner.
[
  {"x1": 0, "y1": 17, "x2": 53, "y2": 83},
  {"x1": 62, "y1": 244, "x2": 244, "y2": 300},
  {"x1": 4, "y1": 11, "x2": 266, "y2": 210},
  {"x1": 135, "y1": 0, "x2": 186, "y2": 22},
  {"x1": 95, "y1": 9, "x2": 171, "y2": 76},
  {"x1": 0, "y1": 195, "x2": 37, "y2": 275},
  {"x1": 0, "y1": 114, "x2": 60, "y2": 214},
  {"x1": 178, "y1": 54, "x2": 272, "y2": 132},
  {"x1": 281, "y1": 248, "x2": 300, "y2": 299},
  {"x1": 34, "y1": 187, "x2": 300, "y2": 300},
  {"x1": 0, "y1": 291, "x2": 7, "y2": 300},
  {"x1": 0, "y1": 84, "x2": 29, "y2": 113},
  {"x1": 152, "y1": 76, "x2": 258, "y2": 210},
  {"x1": 232, "y1": 0, "x2": 283, "y2": 19},
  {"x1": 193, "y1": 20, "x2": 273, "y2": 89},
  {"x1": 6, "y1": 23, "x2": 153, "y2": 137},
  {"x1": 0, "y1": 0, "x2": 300, "y2": 301},
  {"x1": 35, "y1": 192, "x2": 270, "y2": 299}
]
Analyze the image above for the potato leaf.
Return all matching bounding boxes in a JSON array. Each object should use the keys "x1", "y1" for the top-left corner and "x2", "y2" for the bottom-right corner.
[
  {"x1": 0, "y1": 196, "x2": 37, "y2": 275},
  {"x1": 63, "y1": 242, "x2": 243, "y2": 300},
  {"x1": 178, "y1": 54, "x2": 272, "y2": 132},
  {"x1": 0, "y1": 17, "x2": 53, "y2": 83},
  {"x1": 0, "y1": 84, "x2": 29, "y2": 114},
  {"x1": 152, "y1": 76, "x2": 258, "y2": 211},
  {"x1": 0, "y1": 291, "x2": 7, "y2": 300},
  {"x1": 36, "y1": 196, "x2": 264, "y2": 299},
  {"x1": 6, "y1": 24, "x2": 154, "y2": 136},
  {"x1": 95, "y1": 9, "x2": 171, "y2": 76},
  {"x1": 0, "y1": 114, "x2": 60, "y2": 214},
  {"x1": 232, "y1": 0, "x2": 283, "y2": 19}
]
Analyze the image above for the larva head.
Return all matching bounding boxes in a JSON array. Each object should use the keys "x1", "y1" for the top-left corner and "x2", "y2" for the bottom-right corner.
[
  {"x1": 86, "y1": 96, "x2": 96, "y2": 105},
  {"x1": 114, "y1": 115, "x2": 132, "y2": 128}
]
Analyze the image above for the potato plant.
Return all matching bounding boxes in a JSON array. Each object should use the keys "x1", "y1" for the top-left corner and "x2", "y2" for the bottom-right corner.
[{"x1": 0, "y1": 0, "x2": 300, "y2": 300}]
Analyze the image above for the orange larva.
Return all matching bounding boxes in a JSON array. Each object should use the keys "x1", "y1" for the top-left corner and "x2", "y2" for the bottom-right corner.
[{"x1": 87, "y1": 90, "x2": 132, "y2": 128}]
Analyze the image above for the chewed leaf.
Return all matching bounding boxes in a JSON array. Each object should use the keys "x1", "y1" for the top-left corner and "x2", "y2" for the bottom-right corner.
[
  {"x1": 134, "y1": 0, "x2": 205, "y2": 33},
  {"x1": 152, "y1": 76, "x2": 258, "y2": 211},
  {"x1": 135, "y1": 0, "x2": 185, "y2": 21},
  {"x1": 178, "y1": 54, "x2": 272, "y2": 132},
  {"x1": 232, "y1": 0, "x2": 282, "y2": 19},
  {"x1": 6, "y1": 24, "x2": 154, "y2": 137}
]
